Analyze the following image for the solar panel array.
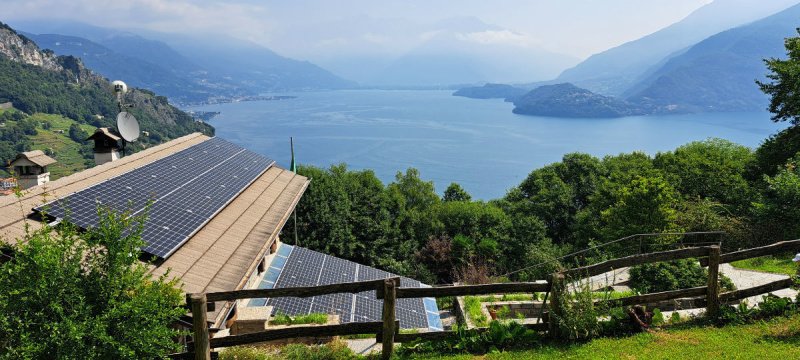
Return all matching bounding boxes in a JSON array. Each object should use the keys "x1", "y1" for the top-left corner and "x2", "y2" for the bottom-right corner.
[
  {"x1": 34, "y1": 137, "x2": 274, "y2": 259},
  {"x1": 252, "y1": 245, "x2": 442, "y2": 330}
]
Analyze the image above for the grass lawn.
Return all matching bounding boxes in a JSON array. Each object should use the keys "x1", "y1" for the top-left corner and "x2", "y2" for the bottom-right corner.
[
  {"x1": 406, "y1": 314, "x2": 800, "y2": 359},
  {"x1": 731, "y1": 254, "x2": 798, "y2": 276}
]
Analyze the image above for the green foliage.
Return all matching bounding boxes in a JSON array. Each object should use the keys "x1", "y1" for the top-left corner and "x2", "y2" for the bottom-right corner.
[
  {"x1": 629, "y1": 259, "x2": 735, "y2": 293},
  {"x1": 443, "y1": 182, "x2": 471, "y2": 202},
  {"x1": 219, "y1": 341, "x2": 359, "y2": 360},
  {"x1": 552, "y1": 279, "x2": 603, "y2": 340},
  {"x1": 719, "y1": 294, "x2": 798, "y2": 325},
  {"x1": 463, "y1": 296, "x2": 489, "y2": 327},
  {"x1": 399, "y1": 320, "x2": 539, "y2": 355},
  {"x1": 654, "y1": 139, "x2": 754, "y2": 212},
  {"x1": 753, "y1": 154, "x2": 800, "y2": 240},
  {"x1": 270, "y1": 312, "x2": 328, "y2": 326},
  {"x1": 599, "y1": 175, "x2": 681, "y2": 242},
  {"x1": 0, "y1": 208, "x2": 184, "y2": 359},
  {"x1": 758, "y1": 29, "x2": 800, "y2": 124},
  {"x1": 731, "y1": 254, "x2": 799, "y2": 276}
]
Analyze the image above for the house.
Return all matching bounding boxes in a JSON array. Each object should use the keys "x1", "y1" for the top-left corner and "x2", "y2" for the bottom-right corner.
[
  {"x1": 0, "y1": 133, "x2": 441, "y2": 334},
  {"x1": 9, "y1": 150, "x2": 56, "y2": 189}
]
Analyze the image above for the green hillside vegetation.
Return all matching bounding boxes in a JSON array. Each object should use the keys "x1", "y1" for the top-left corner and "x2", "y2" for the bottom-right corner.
[{"x1": 0, "y1": 21, "x2": 213, "y2": 177}]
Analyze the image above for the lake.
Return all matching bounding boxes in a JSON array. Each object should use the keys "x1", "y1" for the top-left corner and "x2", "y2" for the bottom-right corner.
[{"x1": 187, "y1": 90, "x2": 786, "y2": 200}]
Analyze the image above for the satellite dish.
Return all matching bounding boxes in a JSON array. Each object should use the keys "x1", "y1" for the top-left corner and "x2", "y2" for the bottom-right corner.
[{"x1": 116, "y1": 111, "x2": 140, "y2": 142}]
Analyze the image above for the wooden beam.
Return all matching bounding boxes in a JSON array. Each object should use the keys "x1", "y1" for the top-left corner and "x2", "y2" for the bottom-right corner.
[
  {"x1": 389, "y1": 281, "x2": 549, "y2": 299},
  {"x1": 706, "y1": 246, "x2": 721, "y2": 318},
  {"x1": 205, "y1": 279, "x2": 387, "y2": 302},
  {"x1": 394, "y1": 322, "x2": 549, "y2": 342},
  {"x1": 209, "y1": 321, "x2": 384, "y2": 348},
  {"x1": 701, "y1": 239, "x2": 800, "y2": 266},
  {"x1": 598, "y1": 286, "x2": 707, "y2": 308},
  {"x1": 188, "y1": 294, "x2": 211, "y2": 360},
  {"x1": 381, "y1": 278, "x2": 397, "y2": 360},
  {"x1": 563, "y1": 247, "x2": 710, "y2": 279},
  {"x1": 719, "y1": 278, "x2": 796, "y2": 304}
]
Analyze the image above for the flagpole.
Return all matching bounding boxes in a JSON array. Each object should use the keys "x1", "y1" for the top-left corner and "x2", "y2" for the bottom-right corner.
[{"x1": 290, "y1": 137, "x2": 298, "y2": 246}]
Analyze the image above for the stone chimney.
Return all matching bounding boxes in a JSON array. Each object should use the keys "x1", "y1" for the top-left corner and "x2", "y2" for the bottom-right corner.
[
  {"x1": 10, "y1": 150, "x2": 56, "y2": 189},
  {"x1": 87, "y1": 128, "x2": 122, "y2": 166}
]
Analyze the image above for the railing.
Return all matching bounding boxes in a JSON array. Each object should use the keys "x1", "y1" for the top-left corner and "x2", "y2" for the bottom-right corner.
[{"x1": 180, "y1": 239, "x2": 800, "y2": 360}]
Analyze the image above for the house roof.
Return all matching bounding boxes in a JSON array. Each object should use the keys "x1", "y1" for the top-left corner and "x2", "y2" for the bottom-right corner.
[
  {"x1": 0, "y1": 133, "x2": 309, "y2": 326},
  {"x1": 11, "y1": 150, "x2": 57, "y2": 167},
  {"x1": 87, "y1": 127, "x2": 122, "y2": 142}
]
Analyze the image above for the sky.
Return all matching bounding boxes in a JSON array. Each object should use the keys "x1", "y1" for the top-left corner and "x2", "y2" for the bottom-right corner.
[{"x1": 3, "y1": 0, "x2": 713, "y2": 60}]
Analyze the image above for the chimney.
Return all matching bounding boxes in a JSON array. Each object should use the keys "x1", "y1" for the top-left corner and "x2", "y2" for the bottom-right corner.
[
  {"x1": 87, "y1": 128, "x2": 122, "y2": 165},
  {"x1": 10, "y1": 150, "x2": 56, "y2": 189}
]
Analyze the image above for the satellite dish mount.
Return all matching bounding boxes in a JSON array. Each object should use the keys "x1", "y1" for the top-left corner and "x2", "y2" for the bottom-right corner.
[{"x1": 111, "y1": 80, "x2": 140, "y2": 157}]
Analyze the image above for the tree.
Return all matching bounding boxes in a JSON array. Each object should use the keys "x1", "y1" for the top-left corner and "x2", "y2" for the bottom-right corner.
[
  {"x1": 654, "y1": 138, "x2": 754, "y2": 212},
  {"x1": 442, "y1": 182, "x2": 471, "y2": 202},
  {"x1": 599, "y1": 175, "x2": 682, "y2": 243},
  {"x1": 753, "y1": 153, "x2": 800, "y2": 241},
  {"x1": 757, "y1": 29, "x2": 800, "y2": 124},
  {"x1": 0, "y1": 208, "x2": 184, "y2": 359}
]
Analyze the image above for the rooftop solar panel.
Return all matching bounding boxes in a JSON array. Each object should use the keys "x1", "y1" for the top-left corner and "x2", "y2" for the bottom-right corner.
[
  {"x1": 259, "y1": 245, "x2": 441, "y2": 330},
  {"x1": 34, "y1": 137, "x2": 275, "y2": 259}
]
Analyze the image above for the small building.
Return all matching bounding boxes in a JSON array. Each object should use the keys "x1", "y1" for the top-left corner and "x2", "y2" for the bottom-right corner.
[
  {"x1": 10, "y1": 150, "x2": 56, "y2": 189},
  {"x1": 86, "y1": 127, "x2": 121, "y2": 165}
]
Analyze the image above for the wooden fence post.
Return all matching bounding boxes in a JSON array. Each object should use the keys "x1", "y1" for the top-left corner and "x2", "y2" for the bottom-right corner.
[
  {"x1": 189, "y1": 293, "x2": 211, "y2": 360},
  {"x1": 381, "y1": 278, "x2": 397, "y2": 360},
  {"x1": 706, "y1": 245, "x2": 721, "y2": 319},
  {"x1": 548, "y1": 272, "x2": 565, "y2": 338}
]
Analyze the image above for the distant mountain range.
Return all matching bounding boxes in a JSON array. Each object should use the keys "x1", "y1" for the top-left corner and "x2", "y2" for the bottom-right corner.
[
  {"x1": 10, "y1": 20, "x2": 354, "y2": 104},
  {"x1": 554, "y1": 0, "x2": 800, "y2": 96},
  {"x1": 455, "y1": 1, "x2": 800, "y2": 118}
]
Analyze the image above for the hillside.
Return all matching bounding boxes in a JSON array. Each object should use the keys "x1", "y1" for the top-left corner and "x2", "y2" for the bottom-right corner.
[
  {"x1": 512, "y1": 83, "x2": 643, "y2": 118},
  {"x1": 11, "y1": 20, "x2": 355, "y2": 103},
  {"x1": 555, "y1": 0, "x2": 800, "y2": 96},
  {"x1": 453, "y1": 83, "x2": 527, "y2": 100},
  {"x1": 0, "y1": 21, "x2": 213, "y2": 170},
  {"x1": 23, "y1": 33, "x2": 223, "y2": 104},
  {"x1": 624, "y1": 3, "x2": 800, "y2": 113}
]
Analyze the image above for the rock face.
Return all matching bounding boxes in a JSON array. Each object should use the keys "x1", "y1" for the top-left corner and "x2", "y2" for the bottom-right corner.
[
  {"x1": 512, "y1": 83, "x2": 644, "y2": 118},
  {"x1": 453, "y1": 83, "x2": 527, "y2": 101},
  {"x1": 0, "y1": 23, "x2": 61, "y2": 70}
]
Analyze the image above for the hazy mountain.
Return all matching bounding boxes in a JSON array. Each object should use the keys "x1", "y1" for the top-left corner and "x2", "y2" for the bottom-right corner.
[
  {"x1": 9, "y1": 20, "x2": 355, "y2": 99},
  {"x1": 512, "y1": 83, "x2": 643, "y2": 118},
  {"x1": 555, "y1": 0, "x2": 800, "y2": 96},
  {"x1": 625, "y1": 3, "x2": 800, "y2": 113},
  {"x1": 316, "y1": 17, "x2": 579, "y2": 86},
  {"x1": 22, "y1": 33, "x2": 222, "y2": 103}
]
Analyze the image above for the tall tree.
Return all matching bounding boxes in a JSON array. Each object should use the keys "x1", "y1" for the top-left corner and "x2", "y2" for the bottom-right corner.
[{"x1": 758, "y1": 29, "x2": 800, "y2": 124}]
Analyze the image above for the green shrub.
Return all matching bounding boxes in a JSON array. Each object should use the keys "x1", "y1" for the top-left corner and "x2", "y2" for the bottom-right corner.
[
  {"x1": 463, "y1": 296, "x2": 488, "y2": 327},
  {"x1": 219, "y1": 346, "x2": 272, "y2": 360},
  {"x1": 270, "y1": 312, "x2": 328, "y2": 326},
  {"x1": 399, "y1": 320, "x2": 539, "y2": 355},
  {"x1": 0, "y1": 207, "x2": 185, "y2": 359},
  {"x1": 281, "y1": 341, "x2": 359, "y2": 360},
  {"x1": 551, "y1": 278, "x2": 603, "y2": 340},
  {"x1": 629, "y1": 259, "x2": 735, "y2": 293}
]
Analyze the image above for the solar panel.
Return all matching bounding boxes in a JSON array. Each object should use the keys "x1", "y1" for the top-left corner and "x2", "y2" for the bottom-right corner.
[
  {"x1": 34, "y1": 137, "x2": 275, "y2": 259},
  {"x1": 261, "y1": 245, "x2": 441, "y2": 330}
]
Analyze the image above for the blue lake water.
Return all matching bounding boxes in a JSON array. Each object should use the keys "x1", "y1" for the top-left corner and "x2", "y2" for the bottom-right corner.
[{"x1": 187, "y1": 90, "x2": 786, "y2": 200}]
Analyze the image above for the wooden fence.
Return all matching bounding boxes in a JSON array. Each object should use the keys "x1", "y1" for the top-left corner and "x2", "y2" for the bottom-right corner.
[{"x1": 181, "y1": 240, "x2": 800, "y2": 360}]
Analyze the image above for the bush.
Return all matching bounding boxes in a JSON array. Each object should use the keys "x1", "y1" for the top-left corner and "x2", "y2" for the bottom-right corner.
[
  {"x1": 551, "y1": 278, "x2": 603, "y2": 340},
  {"x1": 270, "y1": 312, "x2": 328, "y2": 326},
  {"x1": 0, "y1": 207, "x2": 184, "y2": 359},
  {"x1": 399, "y1": 320, "x2": 539, "y2": 355},
  {"x1": 629, "y1": 259, "x2": 735, "y2": 293}
]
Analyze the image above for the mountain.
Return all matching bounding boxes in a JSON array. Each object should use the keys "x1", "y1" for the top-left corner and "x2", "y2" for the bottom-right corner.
[
  {"x1": 0, "y1": 21, "x2": 213, "y2": 155},
  {"x1": 21, "y1": 33, "x2": 223, "y2": 104},
  {"x1": 453, "y1": 83, "x2": 527, "y2": 100},
  {"x1": 512, "y1": 83, "x2": 643, "y2": 118},
  {"x1": 8, "y1": 20, "x2": 355, "y2": 100},
  {"x1": 555, "y1": 0, "x2": 800, "y2": 96},
  {"x1": 625, "y1": 3, "x2": 800, "y2": 113}
]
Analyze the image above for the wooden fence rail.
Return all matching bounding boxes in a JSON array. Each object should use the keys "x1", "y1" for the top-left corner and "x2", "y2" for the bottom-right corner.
[{"x1": 184, "y1": 241, "x2": 798, "y2": 360}]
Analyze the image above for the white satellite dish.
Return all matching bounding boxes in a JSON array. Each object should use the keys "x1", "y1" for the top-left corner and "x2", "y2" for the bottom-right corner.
[{"x1": 116, "y1": 111, "x2": 140, "y2": 142}]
